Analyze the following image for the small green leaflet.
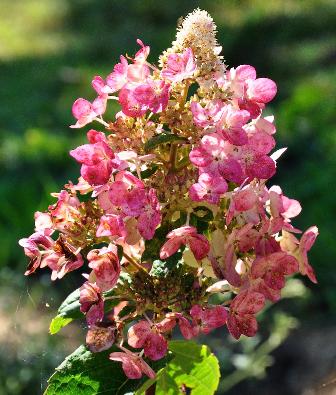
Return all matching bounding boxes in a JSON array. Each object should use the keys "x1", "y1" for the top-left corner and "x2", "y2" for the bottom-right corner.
[
  {"x1": 144, "y1": 132, "x2": 187, "y2": 152},
  {"x1": 49, "y1": 289, "x2": 82, "y2": 334},
  {"x1": 136, "y1": 341, "x2": 220, "y2": 395},
  {"x1": 49, "y1": 316, "x2": 73, "y2": 335}
]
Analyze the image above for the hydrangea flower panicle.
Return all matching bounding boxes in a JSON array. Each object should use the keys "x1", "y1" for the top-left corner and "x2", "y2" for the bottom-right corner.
[{"x1": 19, "y1": 8, "x2": 319, "y2": 382}]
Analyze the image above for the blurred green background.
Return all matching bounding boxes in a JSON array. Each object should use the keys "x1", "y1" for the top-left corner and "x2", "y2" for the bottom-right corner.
[{"x1": 0, "y1": 0, "x2": 335, "y2": 394}]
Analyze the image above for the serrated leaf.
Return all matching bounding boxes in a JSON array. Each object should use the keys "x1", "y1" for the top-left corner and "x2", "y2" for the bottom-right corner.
[
  {"x1": 44, "y1": 345, "x2": 133, "y2": 395},
  {"x1": 144, "y1": 133, "x2": 187, "y2": 152},
  {"x1": 45, "y1": 345, "x2": 170, "y2": 395},
  {"x1": 49, "y1": 316, "x2": 73, "y2": 335},
  {"x1": 137, "y1": 341, "x2": 220, "y2": 394},
  {"x1": 155, "y1": 341, "x2": 220, "y2": 395}
]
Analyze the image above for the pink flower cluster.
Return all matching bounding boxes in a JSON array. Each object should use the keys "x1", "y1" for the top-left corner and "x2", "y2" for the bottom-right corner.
[
  {"x1": 71, "y1": 39, "x2": 173, "y2": 127},
  {"x1": 20, "y1": 10, "x2": 318, "y2": 381}
]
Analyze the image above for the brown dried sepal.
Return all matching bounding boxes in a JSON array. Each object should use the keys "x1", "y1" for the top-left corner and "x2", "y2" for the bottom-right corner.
[{"x1": 86, "y1": 325, "x2": 116, "y2": 353}]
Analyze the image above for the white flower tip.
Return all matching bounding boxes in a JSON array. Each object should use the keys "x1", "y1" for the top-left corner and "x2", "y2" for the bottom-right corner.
[
  {"x1": 206, "y1": 280, "x2": 231, "y2": 293},
  {"x1": 271, "y1": 147, "x2": 287, "y2": 161}
]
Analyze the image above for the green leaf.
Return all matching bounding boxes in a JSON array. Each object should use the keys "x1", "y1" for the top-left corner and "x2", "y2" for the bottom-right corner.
[
  {"x1": 45, "y1": 345, "x2": 170, "y2": 395},
  {"x1": 135, "y1": 376, "x2": 157, "y2": 395},
  {"x1": 44, "y1": 345, "x2": 134, "y2": 395},
  {"x1": 189, "y1": 206, "x2": 214, "y2": 233},
  {"x1": 137, "y1": 341, "x2": 220, "y2": 394},
  {"x1": 49, "y1": 316, "x2": 73, "y2": 335},
  {"x1": 149, "y1": 253, "x2": 183, "y2": 278},
  {"x1": 141, "y1": 223, "x2": 170, "y2": 263},
  {"x1": 155, "y1": 341, "x2": 220, "y2": 395},
  {"x1": 117, "y1": 244, "x2": 124, "y2": 262},
  {"x1": 155, "y1": 369, "x2": 179, "y2": 394},
  {"x1": 48, "y1": 289, "x2": 82, "y2": 335},
  {"x1": 134, "y1": 354, "x2": 174, "y2": 394},
  {"x1": 57, "y1": 288, "x2": 82, "y2": 320},
  {"x1": 193, "y1": 206, "x2": 214, "y2": 223},
  {"x1": 140, "y1": 164, "x2": 158, "y2": 179},
  {"x1": 144, "y1": 132, "x2": 187, "y2": 152}
]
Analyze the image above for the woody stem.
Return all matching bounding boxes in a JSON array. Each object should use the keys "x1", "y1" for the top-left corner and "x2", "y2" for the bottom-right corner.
[
  {"x1": 179, "y1": 80, "x2": 190, "y2": 107},
  {"x1": 169, "y1": 143, "x2": 178, "y2": 171},
  {"x1": 123, "y1": 252, "x2": 148, "y2": 274}
]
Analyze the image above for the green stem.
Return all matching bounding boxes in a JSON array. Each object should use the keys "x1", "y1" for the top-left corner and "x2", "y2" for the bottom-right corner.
[
  {"x1": 219, "y1": 368, "x2": 252, "y2": 393},
  {"x1": 179, "y1": 80, "x2": 191, "y2": 107}
]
